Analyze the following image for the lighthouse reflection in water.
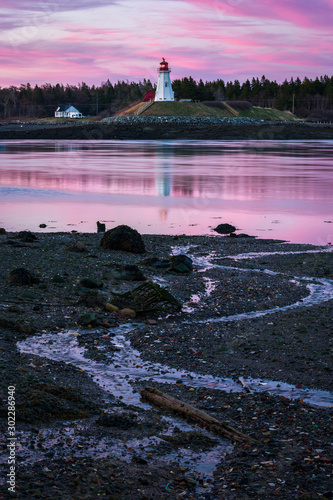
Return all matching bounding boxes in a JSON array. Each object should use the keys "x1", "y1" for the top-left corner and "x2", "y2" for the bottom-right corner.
[
  {"x1": 156, "y1": 144, "x2": 172, "y2": 223},
  {"x1": 0, "y1": 139, "x2": 332, "y2": 244}
]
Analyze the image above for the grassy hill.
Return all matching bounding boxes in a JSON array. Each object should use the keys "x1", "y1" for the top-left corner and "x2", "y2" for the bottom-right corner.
[
  {"x1": 115, "y1": 101, "x2": 300, "y2": 121},
  {"x1": 238, "y1": 107, "x2": 299, "y2": 121},
  {"x1": 140, "y1": 101, "x2": 231, "y2": 117}
]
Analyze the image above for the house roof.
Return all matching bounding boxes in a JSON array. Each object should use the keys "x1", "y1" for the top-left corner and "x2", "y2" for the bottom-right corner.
[{"x1": 57, "y1": 104, "x2": 72, "y2": 111}]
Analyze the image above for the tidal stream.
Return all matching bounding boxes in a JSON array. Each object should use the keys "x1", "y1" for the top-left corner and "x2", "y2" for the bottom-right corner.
[{"x1": 14, "y1": 245, "x2": 333, "y2": 476}]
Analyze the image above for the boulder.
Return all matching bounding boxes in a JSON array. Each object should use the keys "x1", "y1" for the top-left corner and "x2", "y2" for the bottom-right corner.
[
  {"x1": 119, "y1": 308, "x2": 136, "y2": 319},
  {"x1": 213, "y1": 223, "x2": 236, "y2": 234},
  {"x1": 17, "y1": 231, "x2": 37, "y2": 242},
  {"x1": 79, "y1": 278, "x2": 103, "y2": 289},
  {"x1": 78, "y1": 313, "x2": 97, "y2": 326},
  {"x1": 109, "y1": 282, "x2": 181, "y2": 314},
  {"x1": 100, "y1": 225, "x2": 145, "y2": 253},
  {"x1": 141, "y1": 256, "x2": 170, "y2": 268},
  {"x1": 0, "y1": 228, "x2": 6, "y2": 235},
  {"x1": 52, "y1": 274, "x2": 66, "y2": 284},
  {"x1": 7, "y1": 268, "x2": 39, "y2": 286},
  {"x1": 169, "y1": 254, "x2": 193, "y2": 273},
  {"x1": 66, "y1": 242, "x2": 87, "y2": 253},
  {"x1": 77, "y1": 291, "x2": 106, "y2": 308},
  {"x1": 104, "y1": 264, "x2": 146, "y2": 281},
  {"x1": 96, "y1": 412, "x2": 138, "y2": 428}
]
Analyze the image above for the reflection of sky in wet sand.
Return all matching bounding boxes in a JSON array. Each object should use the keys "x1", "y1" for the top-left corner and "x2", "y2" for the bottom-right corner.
[{"x1": 0, "y1": 140, "x2": 332, "y2": 244}]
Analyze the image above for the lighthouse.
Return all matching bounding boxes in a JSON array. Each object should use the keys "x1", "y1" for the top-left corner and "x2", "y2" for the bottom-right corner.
[{"x1": 154, "y1": 58, "x2": 174, "y2": 102}]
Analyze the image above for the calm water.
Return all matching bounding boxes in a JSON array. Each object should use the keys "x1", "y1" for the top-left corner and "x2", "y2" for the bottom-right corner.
[{"x1": 0, "y1": 140, "x2": 332, "y2": 244}]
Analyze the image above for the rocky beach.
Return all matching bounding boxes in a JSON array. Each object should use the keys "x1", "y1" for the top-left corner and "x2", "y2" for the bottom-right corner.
[
  {"x1": 0, "y1": 116, "x2": 333, "y2": 141},
  {"x1": 0, "y1": 228, "x2": 332, "y2": 499}
]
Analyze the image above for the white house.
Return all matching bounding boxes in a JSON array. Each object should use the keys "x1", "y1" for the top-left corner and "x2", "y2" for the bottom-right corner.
[{"x1": 55, "y1": 105, "x2": 83, "y2": 118}]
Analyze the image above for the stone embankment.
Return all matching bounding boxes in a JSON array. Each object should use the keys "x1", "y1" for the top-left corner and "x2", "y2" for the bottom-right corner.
[
  {"x1": 0, "y1": 116, "x2": 332, "y2": 140},
  {"x1": 102, "y1": 115, "x2": 261, "y2": 125}
]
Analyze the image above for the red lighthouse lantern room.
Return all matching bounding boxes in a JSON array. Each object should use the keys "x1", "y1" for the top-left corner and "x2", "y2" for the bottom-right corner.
[{"x1": 158, "y1": 57, "x2": 170, "y2": 72}]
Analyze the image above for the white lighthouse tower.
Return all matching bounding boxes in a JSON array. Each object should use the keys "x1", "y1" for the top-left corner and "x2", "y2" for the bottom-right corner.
[{"x1": 154, "y1": 57, "x2": 174, "y2": 102}]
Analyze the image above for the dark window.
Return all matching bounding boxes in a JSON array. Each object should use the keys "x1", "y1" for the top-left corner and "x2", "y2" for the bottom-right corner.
[{"x1": 165, "y1": 82, "x2": 168, "y2": 87}]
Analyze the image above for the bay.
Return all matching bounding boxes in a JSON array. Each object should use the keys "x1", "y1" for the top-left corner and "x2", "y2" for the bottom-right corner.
[{"x1": 0, "y1": 139, "x2": 332, "y2": 245}]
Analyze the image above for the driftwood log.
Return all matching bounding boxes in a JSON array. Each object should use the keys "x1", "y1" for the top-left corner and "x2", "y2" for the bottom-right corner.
[
  {"x1": 140, "y1": 386, "x2": 257, "y2": 444},
  {"x1": 237, "y1": 378, "x2": 253, "y2": 394}
]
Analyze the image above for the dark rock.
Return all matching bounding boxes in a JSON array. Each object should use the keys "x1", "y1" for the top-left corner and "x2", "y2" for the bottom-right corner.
[
  {"x1": 7, "y1": 305, "x2": 23, "y2": 314},
  {"x1": 104, "y1": 264, "x2": 146, "y2": 281},
  {"x1": 7, "y1": 268, "x2": 39, "y2": 286},
  {"x1": 143, "y1": 255, "x2": 193, "y2": 273},
  {"x1": 100, "y1": 225, "x2": 145, "y2": 253},
  {"x1": 132, "y1": 456, "x2": 148, "y2": 465},
  {"x1": 142, "y1": 256, "x2": 170, "y2": 268},
  {"x1": 4, "y1": 239, "x2": 24, "y2": 247},
  {"x1": 52, "y1": 274, "x2": 66, "y2": 283},
  {"x1": 39, "y1": 223, "x2": 47, "y2": 228},
  {"x1": 78, "y1": 313, "x2": 97, "y2": 326},
  {"x1": 169, "y1": 254, "x2": 193, "y2": 273},
  {"x1": 0, "y1": 316, "x2": 34, "y2": 334},
  {"x1": 67, "y1": 242, "x2": 87, "y2": 253},
  {"x1": 77, "y1": 291, "x2": 106, "y2": 308},
  {"x1": 20, "y1": 291, "x2": 39, "y2": 300},
  {"x1": 122, "y1": 264, "x2": 146, "y2": 280},
  {"x1": 17, "y1": 231, "x2": 37, "y2": 242},
  {"x1": 97, "y1": 221, "x2": 106, "y2": 232},
  {"x1": 213, "y1": 223, "x2": 236, "y2": 234},
  {"x1": 96, "y1": 412, "x2": 138, "y2": 429},
  {"x1": 79, "y1": 278, "x2": 103, "y2": 289},
  {"x1": 0, "y1": 228, "x2": 6, "y2": 235},
  {"x1": 109, "y1": 281, "x2": 181, "y2": 314},
  {"x1": 237, "y1": 233, "x2": 256, "y2": 238},
  {"x1": 14, "y1": 384, "x2": 98, "y2": 423}
]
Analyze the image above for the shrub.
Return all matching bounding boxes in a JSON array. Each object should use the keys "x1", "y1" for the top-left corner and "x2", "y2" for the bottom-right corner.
[
  {"x1": 225, "y1": 100, "x2": 253, "y2": 111},
  {"x1": 306, "y1": 109, "x2": 333, "y2": 122},
  {"x1": 202, "y1": 101, "x2": 226, "y2": 110}
]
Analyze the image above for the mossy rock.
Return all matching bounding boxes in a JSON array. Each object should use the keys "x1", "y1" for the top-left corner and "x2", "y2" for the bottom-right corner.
[
  {"x1": 78, "y1": 313, "x2": 97, "y2": 326},
  {"x1": 96, "y1": 412, "x2": 138, "y2": 429},
  {"x1": 79, "y1": 278, "x2": 103, "y2": 289},
  {"x1": 160, "y1": 431, "x2": 219, "y2": 449},
  {"x1": 52, "y1": 274, "x2": 66, "y2": 284},
  {"x1": 12, "y1": 384, "x2": 99, "y2": 423},
  {"x1": 7, "y1": 268, "x2": 39, "y2": 286},
  {"x1": 109, "y1": 281, "x2": 181, "y2": 314}
]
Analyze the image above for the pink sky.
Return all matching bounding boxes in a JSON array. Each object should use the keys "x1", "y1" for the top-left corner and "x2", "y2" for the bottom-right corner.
[{"x1": 0, "y1": 0, "x2": 332, "y2": 87}]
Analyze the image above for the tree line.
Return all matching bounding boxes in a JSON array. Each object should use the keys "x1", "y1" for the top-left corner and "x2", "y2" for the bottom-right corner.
[{"x1": 0, "y1": 74, "x2": 332, "y2": 120}]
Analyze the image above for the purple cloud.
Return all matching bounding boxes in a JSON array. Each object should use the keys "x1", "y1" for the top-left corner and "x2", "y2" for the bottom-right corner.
[
  {"x1": 187, "y1": 0, "x2": 333, "y2": 30},
  {"x1": 0, "y1": 0, "x2": 332, "y2": 86},
  {"x1": 0, "y1": 0, "x2": 118, "y2": 12}
]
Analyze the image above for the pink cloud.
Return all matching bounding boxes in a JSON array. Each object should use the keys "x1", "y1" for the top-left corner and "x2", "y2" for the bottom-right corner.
[
  {"x1": 187, "y1": 0, "x2": 333, "y2": 30},
  {"x1": 0, "y1": 0, "x2": 332, "y2": 86}
]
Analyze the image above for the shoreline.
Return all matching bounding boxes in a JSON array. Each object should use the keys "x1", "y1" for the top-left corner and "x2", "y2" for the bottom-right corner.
[
  {"x1": 0, "y1": 117, "x2": 333, "y2": 140},
  {"x1": 1, "y1": 231, "x2": 332, "y2": 498}
]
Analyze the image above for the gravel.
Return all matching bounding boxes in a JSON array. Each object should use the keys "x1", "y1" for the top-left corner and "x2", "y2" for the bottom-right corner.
[{"x1": 0, "y1": 231, "x2": 332, "y2": 499}]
